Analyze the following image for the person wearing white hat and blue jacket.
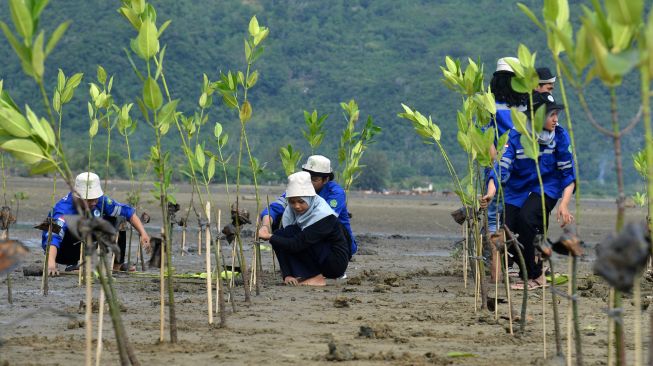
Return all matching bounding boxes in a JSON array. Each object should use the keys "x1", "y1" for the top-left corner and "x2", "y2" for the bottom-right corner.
[
  {"x1": 258, "y1": 155, "x2": 356, "y2": 256},
  {"x1": 269, "y1": 171, "x2": 350, "y2": 286},
  {"x1": 41, "y1": 172, "x2": 151, "y2": 276}
]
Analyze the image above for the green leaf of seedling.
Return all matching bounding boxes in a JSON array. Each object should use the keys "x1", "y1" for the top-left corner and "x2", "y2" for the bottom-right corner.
[
  {"x1": 207, "y1": 156, "x2": 215, "y2": 182},
  {"x1": 119, "y1": 6, "x2": 142, "y2": 30},
  {"x1": 143, "y1": 77, "x2": 163, "y2": 110},
  {"x1": 239, "y1": 101, "x2": 252, "y2": 123},
  {"x1": 222, "y1": 94, "x2": 238, "y2": 109},
  {"x1": 52, "y1": 91, "x2": 61, "y2": 113},
  {"x1": 155, "y1": 45, "x2": 166, "y2": 81},
  {"x1": 533, "y1": 103, "x2": 546, "y2": 132},
  {"x1": 89, "y1": 118, "x2": 99, "y2": 137},
  {"x1": 219, "y1": 133, "x2": 228, "y2": 148},
  {"x1": 158, "y1": 99, "x2": 179, "y2": 126},
  {"x1": 214, "y1": 122, "x2": 223, "y2": 138},
  {"x1": 29, "y1": 159, "x2": 57, "y2": 175},
  {"x1": 137, "y1": 19, "x2": 159, "y2": 60},
  {"x1": 0, "y1": 22, "x2": 31, "y2": 65},
  {"x1": 511, "y1": 108, "x2": 529, "y2": 137},
  {"x1": 145, "y1": 4, "x2": 157, "y2": 24},
  {"x1": 605, "y1": 0, "x2": 643, "y2": 26},
  {"x1": 39, "y1": 117, "x2": 55, "y2": 147},
  {"x1": 45, "y1": 21, "x2": 69, "y2": 56},
  {"x1": 517, "y1": 3, "x2": 544, "y2": 30},
  {"x1": 199, "y1": 92, "x2": 208, "y2": 108},
  {"x1": 250, "y1": 46, "x2": 265, "y2": 63},
  {"x1": 131, "y1": 0, "x2": 145, "y2": 14},
  {"x1": 249, "y1": 16, "x2": 260, "y2": 36},
  {"x1": 24, "y1": 105, "x2": 48, "y2": 143},
  {"x1": 457, "y1": 130, "x2": 472, "y2": 152},
  {"x1": 97, "y1": 65, "x2": 107, "y2": 84},
  {"x1": 604, "y1": 49, "x2": 638, "y2": 78},
  {"x1": 195, "y1": 144, "x2": 205, "y2": 169},
  {"x1": 247, "y1": 70, "x2": 259, "y2": 88},
  {"x1": 510, "y1": 77, "x2": 531, "y2": 94},
  {"x1": 158, "y1": 19, "x2": 171, "y2": 38},
  {"x1": 87, "y1": 101, "x2": 94, "y2": 119},
  {"x1": 244, "y1": 39, "x2": 252, "y2": 61},
  {"x1": 520, "y1": 134, "x2": 538, "y2": 160},
  {"x1": 66, "y1": 72, "x2": 83, "y2": 90},
  {"x1": 31, "y1": 0, "x2": 50, "y2": 19},
  {"x1": 0, "y1": 106, "x2": 31, "y2": 137},
  {"x1": 446, "y1": 352, "x2": 477, "y2": 358},
  {"x1": 9, "y1": 0, "x2": 33, "y2": 40},
  {"x1": 57, "y1": 69, "x2": 65, "y2": 91},
  {"x1": 31, "y1": 31, "x2": 45, "y2": 80},
  {"x1": 253, "y1": 28, "x2": 269, "y2": 47},
  {"x1": 1, "y1": 138, "x2": 46, "y2": 164}
]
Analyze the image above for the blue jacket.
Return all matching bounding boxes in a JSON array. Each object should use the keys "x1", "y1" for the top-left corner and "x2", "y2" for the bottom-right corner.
[
  {"x1": 261, "y1": 180, "x2": 357, "y2": 254},
  {"x1": 41, "y1": 192, "x2": 135, "y2": 250},
  {"x1": 489, "y1": 125, "x2": 576, "y2": 207}
]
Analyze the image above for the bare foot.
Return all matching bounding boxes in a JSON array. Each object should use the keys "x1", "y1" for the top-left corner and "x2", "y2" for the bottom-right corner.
[
  {"x1": 300, "y1": 274, "x2": 326, "y2": 286},
  {"x1": 284, "y1": 276, "x2": 299, "y2": 286}
]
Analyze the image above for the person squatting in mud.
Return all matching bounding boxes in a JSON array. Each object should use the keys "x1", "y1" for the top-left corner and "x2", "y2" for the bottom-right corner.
[
  {"x1": 41, "y1": 172, "x2": 151, "y2": 276},
  {"x1": 480, "y1": 92, "x2": 576, "y2": 290},
  {"x1": 258, "y1": 155, "x2": 357, "y2": 256},
  {"x1": 263, "y1": 171, "x2": 350, "y2": 286}
]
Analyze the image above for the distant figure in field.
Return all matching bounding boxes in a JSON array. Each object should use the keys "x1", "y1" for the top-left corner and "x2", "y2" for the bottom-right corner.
[
  {"x1": 258, "y1": 155, "x2": 356, "y2": 256},
  {"x1": 41, "y1": 172, "x2": 151, "y2": 276},
  {"x1": 267, "y1": 172, "x2": 350, "y2": 286}
]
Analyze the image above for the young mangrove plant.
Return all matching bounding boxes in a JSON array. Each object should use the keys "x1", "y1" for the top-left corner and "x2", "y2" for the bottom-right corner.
[
  {"x1": 303, "y1": 109, "x2": 328, "y2": 155},
  {"x1": 338, "y1": 100, "x2": 382, "y2": 196}
]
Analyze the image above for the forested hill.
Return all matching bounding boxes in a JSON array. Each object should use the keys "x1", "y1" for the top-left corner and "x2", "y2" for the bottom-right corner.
[{"x1": 0, "y1": 0, "x2": 644, "y2": 193}]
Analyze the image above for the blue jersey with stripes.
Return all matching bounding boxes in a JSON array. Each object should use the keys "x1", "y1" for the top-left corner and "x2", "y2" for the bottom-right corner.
[
  {"x1": 260, "y1": 180, "x2": 357, "y2": 254},
  {"x1": 41, "y1": 192, "x2": 135, "y2": 250},
  {"x1": 489, "y1": 125, "x2": 576, "y2": 207}
]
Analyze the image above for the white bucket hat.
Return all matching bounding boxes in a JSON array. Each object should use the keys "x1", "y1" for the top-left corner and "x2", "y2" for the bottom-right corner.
[
  {"x1": 74, "y1": 172, "x2": 103, "y2": 199},
  {"x1": 495, "y1": 57, "x2": 519, "y2": 73},
  {"x1": 301, "y1": 155, "x2": 332, "y2": 175},
  {"x1": 286, "y1": 171, "x2": 316, "y2": 198}
]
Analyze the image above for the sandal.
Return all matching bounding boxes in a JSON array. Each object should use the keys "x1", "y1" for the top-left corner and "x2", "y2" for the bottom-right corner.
[
  {"x1": 511, "y1": 276, "x2": 547, "y2": 290},
  {"x1": 65, "y1": 263, "x2": 80, "y2": 272},
  {"x1": 114, "y1": 262, "x2": 136, "y2": 272}
]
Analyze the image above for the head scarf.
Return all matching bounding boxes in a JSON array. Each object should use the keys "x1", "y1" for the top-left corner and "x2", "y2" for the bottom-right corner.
[{"x1": 282, "y1": 195, "x2": 335, "y2": 230}]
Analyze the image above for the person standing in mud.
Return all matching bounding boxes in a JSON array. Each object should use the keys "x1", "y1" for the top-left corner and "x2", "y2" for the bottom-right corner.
[
  {"x1": 268, "y1": 171, "x2": 350, "y2": 286},
  {"x1": 41, "y1": 172, "x2": 151, "y2": 276},
  {"x1": 485, "y1": 57, "x2": 528, "y2": 235},
  {"x1": 481, "y1": 93, "x2": 576, "y2": 290},
  {"x1": 258, "y1": 155, "x2": 356, "y2": 256}
]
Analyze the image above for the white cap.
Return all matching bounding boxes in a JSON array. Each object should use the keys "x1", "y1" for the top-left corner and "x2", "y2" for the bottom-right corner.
[
  {"x1": 286, "y1": 171, "x2": 316, "y2": 198},
  {"x1": 496, "y1": 57, "x2": 519, "y2": 73},
  {"x1": 74, "y1": 172, "x2": 103, "y2": 199},
  {"x1": 301, "y1": 155, "x2": 332, "y2": 174}
]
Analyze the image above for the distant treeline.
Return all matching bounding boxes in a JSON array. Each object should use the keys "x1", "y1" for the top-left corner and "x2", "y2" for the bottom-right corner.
[{"x1": 0, "y1": 0, "x2": 645, "y2": 195}]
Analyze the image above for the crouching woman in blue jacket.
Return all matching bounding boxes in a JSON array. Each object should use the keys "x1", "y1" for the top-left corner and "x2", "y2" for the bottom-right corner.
[
  {"x1": 269, "y1": 171, "x2": 350, "y2": 286},
  {"x1": 481, "y1": 93, "x2": 576, "y2": 290}
]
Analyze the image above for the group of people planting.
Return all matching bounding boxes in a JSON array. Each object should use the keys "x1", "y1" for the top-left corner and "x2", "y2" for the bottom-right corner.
[
  {"x1": 41, "y1": 155, "x2": 354, "y2": 287},
  {"x1": 480, "y1": 57, "x2": 576, "y2": 290}
]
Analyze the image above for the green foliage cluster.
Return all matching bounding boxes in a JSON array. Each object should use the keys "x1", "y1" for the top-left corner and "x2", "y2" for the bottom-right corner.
[{"x1": 0, "y1": 0, "x2": 645, "y2": 192}]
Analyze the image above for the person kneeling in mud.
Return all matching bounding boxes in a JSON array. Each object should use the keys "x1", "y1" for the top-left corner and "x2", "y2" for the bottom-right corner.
[
  {"x1": 41, "y1": 172, "x2": 151, "y2": 276},
  {"x1": 266, "y1": 171, "x2": 350, "y2": 286}
]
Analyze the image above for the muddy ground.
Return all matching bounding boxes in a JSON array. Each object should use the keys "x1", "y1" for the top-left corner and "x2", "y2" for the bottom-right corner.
[{"x1": 0, "y1": 177, "x2": 650, "y2": 365}]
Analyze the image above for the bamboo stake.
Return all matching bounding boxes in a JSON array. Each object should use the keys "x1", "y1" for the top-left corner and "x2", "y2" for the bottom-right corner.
[
  {"x1": 548, "y1": 258, "x2": 562, "y2": 357},
  {"x1": 567, "y1": 256, "x2": 573, "y2": 366},
  {"x1": 463, "y1": 224, "x2": 468, "y2": 289},
  {"x1": 494, "y1": 244, "x2": 499, "y2": 320},
  {"x1": 78, "y1": 241, "x2": 84, "y2": 287},
  {"x1": 95, "y1": 255, "x2": 109, "y2": 366},
  {"x1": 84, "y1": 239, "x2": 93, "y2": 366},
  {"x1": 543, "y1": 268, "x2": 547, "y2": 359},
  {"x1": 181, "y1": 224, "x2": 186, "y2": 256},
  {"x1": 634, "y1": 276, "x2": 642, "y2": 366},
  {"x1": 159, "y1": 233, "x2": 165, "y2": 343},
  {"x1": 137, "y1": 240, "x2": 145, "y2": 272},
  {"x1": 205, "y1": 202, "x2": 213, "y2": 325},
  {"x1": 198, "y1": 223, "x2": 202, "y2": 255},
  {"x1": 571, "y1": 256, "x2": 583, "y2": 366},
  {"x1": 608, "y1": 288, "x2": 614, "y2": 366},
  {"x1": 214, "y1": 209, "x2": 226, "y2": 326},
  {"x1": 504, "y1": 237, "x2": 513, "y2": 335}
]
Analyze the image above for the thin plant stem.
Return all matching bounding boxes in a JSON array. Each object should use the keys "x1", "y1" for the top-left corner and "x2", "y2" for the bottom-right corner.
[
  {"x1": 548, "y1": 258, "x2": 562, "y2": 357},
  {"x1": 571, "y1": 256, "x2": 582, "y2": 366}
]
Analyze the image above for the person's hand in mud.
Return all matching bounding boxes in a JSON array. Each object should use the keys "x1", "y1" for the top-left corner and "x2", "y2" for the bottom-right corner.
[
  {"x1": 284, "y1": 276, "x2": 299, "y2": 286},
  {"x1": 479, "y1": 179, "x2": 497, "y2": 210},
  {"x1": 258, "y1": 215, "x2": 273, "y2": 241},
  {"x1": 47, "y1": 246, "x2": 59, "y2": 276},
  {"x1": 140, "y1": 233, "x2": 151, "y2": 254}
]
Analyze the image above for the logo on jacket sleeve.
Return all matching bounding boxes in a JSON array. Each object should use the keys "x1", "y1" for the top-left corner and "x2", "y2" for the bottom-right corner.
[{"x1": 329, "y1": 199, "x2": 338, "y2": 208}]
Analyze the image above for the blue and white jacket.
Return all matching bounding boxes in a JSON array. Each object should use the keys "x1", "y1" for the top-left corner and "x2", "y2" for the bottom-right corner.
[
  {"x1": 260, "y1": 180, "x2": 357, "y2": 255},
  {"x1": 489, "y1": 125, "x2": 576, "y2": 207},
  {"x1": 41, "y1": 192, "x2": 135, "y2": 250}
]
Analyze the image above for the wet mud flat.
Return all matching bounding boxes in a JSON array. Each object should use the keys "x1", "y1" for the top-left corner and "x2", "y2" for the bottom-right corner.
[{"x1": 0, "y1": 177, "x2": 650, "y2": 365}]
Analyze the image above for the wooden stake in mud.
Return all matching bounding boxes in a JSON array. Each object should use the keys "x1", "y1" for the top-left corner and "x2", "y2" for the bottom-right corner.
[
  {"x1": 78, "y1": 242, "x2": 84, "y2": 287},
  {"x1": 543, "y1": 269, "x2": 547, "y2": 359},
  {"x1": 181, "y1": 222, "x2": 186, "y2": 256},
  {"x1": 84, "y1": 237, "x2": 93, "y2": 366},
  {"x1": 504, "y1": 225, "x2": 528, "y2": 333},
  {"x1": 547, "y1": 258, "x2": 562, "y2": 358},
  {"x1": 197, "y1": 221, "x2": 202, "y2": 256},
  {"x1": 95, "y1": 254, "x2": 111, "y2": 366},
  {"x1": 503, "y1": 237, "x2": 514, "y2": 335},
  {"x1": 159, "y1": 232, "x2": 165, "y2": 343},
  {"x1": 214, "y1": 209, "x2": 227, "y2": 326},
  {"x1": 204, "y1": 202, "x2": 213, "y2": 325},
  {"x1": 634, "y1": 276, "x2": 642, "y2": 366},
  {"x1": 567, "y1": 256, "x2": 573, "y2": 366},
  {"x1": 607, "y1": 288, "x2": 614, "y2": 366},
  {"x1": 463, "y1": 224, "x2": 468, "y2": 289}
]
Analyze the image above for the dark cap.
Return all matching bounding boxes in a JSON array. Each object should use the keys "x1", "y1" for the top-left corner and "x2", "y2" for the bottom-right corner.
[
  {"x1": 528, "y1": 92, "x2": 564, "y2": 116},
  {"x1": 536, "y1": 67, "x2": 556, "y2": 84}
]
